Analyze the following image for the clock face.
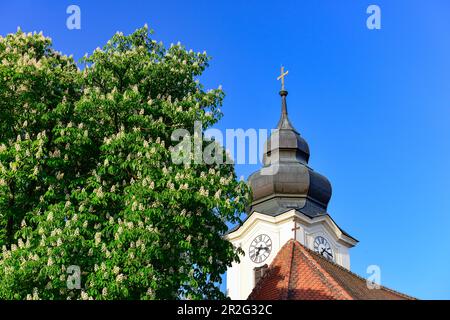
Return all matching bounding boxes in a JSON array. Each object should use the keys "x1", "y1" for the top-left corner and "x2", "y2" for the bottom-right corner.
[
  {"x1": 313, "y1": 236, "x2": 334, "y2": 261},
  {"x1": 249, "y1": 234, "x2": 272, "y2": 263}
]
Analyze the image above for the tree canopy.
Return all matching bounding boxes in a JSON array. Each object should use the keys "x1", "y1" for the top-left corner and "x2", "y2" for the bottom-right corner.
[{"x1": 0, "y1": 26, "x2": 249, "y2": 300}]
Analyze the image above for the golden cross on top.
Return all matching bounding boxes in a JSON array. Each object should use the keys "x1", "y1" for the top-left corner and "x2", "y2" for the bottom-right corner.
[{"x1": 277, "y1": 66, "x2": 289, "y2": 91}]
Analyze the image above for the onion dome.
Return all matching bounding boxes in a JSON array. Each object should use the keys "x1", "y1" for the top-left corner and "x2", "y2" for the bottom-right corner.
[{"x1": 248, "y1": 89, "x2": 332, "y2": 216}]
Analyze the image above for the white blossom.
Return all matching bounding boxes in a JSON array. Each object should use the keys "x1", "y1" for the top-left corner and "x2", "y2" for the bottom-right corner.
[
  {"x1": 116, "y1": 274, "x2": 124, "y2": 283},
  {"x1": 81, "y1": 291, "x2": 89, "y2": 300},
  {"x1": 32, "y1": 288, "x2": 39, "y2": 300},
  {"x1": 94, "y1": 232, "x2": 102, "y2": 245}
]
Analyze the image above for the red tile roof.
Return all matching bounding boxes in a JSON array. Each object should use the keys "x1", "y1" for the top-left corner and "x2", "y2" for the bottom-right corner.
[{"x1": 248, "y1": 240, "x2": 415, "y2": 300}]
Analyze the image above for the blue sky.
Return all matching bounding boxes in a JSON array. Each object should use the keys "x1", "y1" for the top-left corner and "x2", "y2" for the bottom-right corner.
[{"x1": 1, "y1": 0, "x2": 450, "y2": 299}]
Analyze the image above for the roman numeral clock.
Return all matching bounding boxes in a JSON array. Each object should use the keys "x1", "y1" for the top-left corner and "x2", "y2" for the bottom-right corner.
[
  {"x1": 313, "y1": 236, "x2": 334, "y2": 261},
  {"x1": 249, "y1": 234, "x2": 272, "y2": 263}
]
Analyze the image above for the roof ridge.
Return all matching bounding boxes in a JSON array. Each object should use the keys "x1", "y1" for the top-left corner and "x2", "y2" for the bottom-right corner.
[
  {"x1": 280, "y1": 240, "x2": 296, "y2": 299},
  {"x1": 292, "y1": 241, "x2": 353, "y2": 300},
  {"x1": 294, "y1": 240, "x2": 417, "y2": 300},
  {"x1": 248, "y1": 239, "x2": 416, "y2": 300},
  {"x1": 286, "y1": 240, "x2": 296, "y2": 299}
]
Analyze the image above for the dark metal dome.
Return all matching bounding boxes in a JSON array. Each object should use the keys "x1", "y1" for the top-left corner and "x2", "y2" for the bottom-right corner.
[{"x1": 248, "y1": 90, "x2": 332, "y2": 216}]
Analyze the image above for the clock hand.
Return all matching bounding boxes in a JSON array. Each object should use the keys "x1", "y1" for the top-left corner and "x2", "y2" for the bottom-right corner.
[{"x1": 324, "y1": 250, "x2": 333, "y2": 260}]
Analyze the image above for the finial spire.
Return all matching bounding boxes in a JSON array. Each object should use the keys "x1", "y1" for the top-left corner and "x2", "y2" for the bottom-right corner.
[
  {"x1": 276, "y1": 66, "x2": 294, "y2": 130},
  {"x1": 277, "y1": 66, "x2": 289, "y2": 91}
]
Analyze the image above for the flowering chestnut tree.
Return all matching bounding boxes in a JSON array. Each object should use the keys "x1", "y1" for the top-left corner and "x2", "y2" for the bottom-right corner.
[{"x1": 0, "y1": 26, "x2": 249, "y2": 300}]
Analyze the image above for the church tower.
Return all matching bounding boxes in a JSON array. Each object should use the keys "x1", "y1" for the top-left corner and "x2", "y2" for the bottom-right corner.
[{"x1": 225, "y1": 68, "x2": 358, "y2": 300}]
